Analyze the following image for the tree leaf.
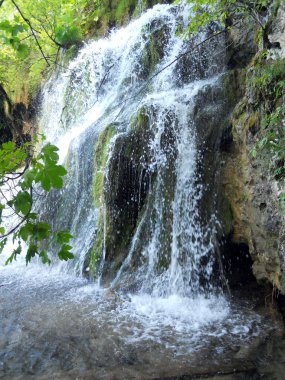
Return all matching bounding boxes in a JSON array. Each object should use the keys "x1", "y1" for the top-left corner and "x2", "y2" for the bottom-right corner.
[
  {"x1": 56, "y1": 231, "x2": 73, "y2": 244},
  {"x1": 13, "y1": 191, "x2": 32, "y2": 215},
  {"x1": 0, "y1": 238, "x2": 7, "y2": 254},
  {"x1": 39, "y1": 250, "x2": 51, "y2": 265},
  {"x1": 26, "y1": 244, "x2": 38, "y2": 263},
  {"x1": 18, "y1": 223, "x2": 34, "y2": 242},
  {"x1": 5, "y1": 243, "x2": 21, "y2": 265},
  {"x1": 58, "y1": 244, "x2": 74, "y2": 261},
  {"x1": 17, "y1": 43, "x2": 29, "y2": 58},
  {"x1": 33, "y1": 222, "x2": 50, "y2": 241}
]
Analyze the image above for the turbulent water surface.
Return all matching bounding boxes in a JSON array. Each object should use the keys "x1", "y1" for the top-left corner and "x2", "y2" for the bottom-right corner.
[
  {"x1": 0, "y1": 256, "x2": 279, "y2": 379},
  {"x1": 0, "y1": 3, "x2": 283, "y2": 379}
]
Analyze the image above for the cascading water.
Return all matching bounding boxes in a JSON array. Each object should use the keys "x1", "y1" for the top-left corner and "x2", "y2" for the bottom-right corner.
[
  {"x1": 110, "y1": 83, "x2": 217, "y2": 297},
  {"x1": 0, "y1": 3, "x2": 280, "y2": 379},
  {"x1": 39, "y1": 2, "x2": 220, "y2": 293}
]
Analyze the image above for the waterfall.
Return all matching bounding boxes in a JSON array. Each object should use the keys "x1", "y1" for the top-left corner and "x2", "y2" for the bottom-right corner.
[
  {"x1": 1, "y1": 4, "x2": 277, "y2": 378},
  {"x1": 39, "y1": 2, "x2": 224, "y2": 293}
]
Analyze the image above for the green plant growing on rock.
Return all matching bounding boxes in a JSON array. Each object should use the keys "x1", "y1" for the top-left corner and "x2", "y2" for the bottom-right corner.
[
  {"x1": 89, "y1": 125, "x2": 116, "y2": 275},
  {"x1": 249, "y1": 57, "x2": 285, "y2": 105},
  {"x1": 93, "y1": 125, "x2": 116, "y2": 208},
  {"x1": 256, "y1": 103, "x2": 285, "y2": 215},
  {"x1": 249, "y1": 54, "x2": 285, "y2": 216}
]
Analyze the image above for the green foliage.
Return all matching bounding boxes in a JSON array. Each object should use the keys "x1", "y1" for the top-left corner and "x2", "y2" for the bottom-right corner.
[
  {"x1": 250, "y1": 59, "x2": 285, "y2": 164},
  {"x1": 0, "y1": 17, "x2": 29, "y2": 58},
  {"x1": 255, "y1": 105, "x2": 285, "y2": 157},
  {"x1": 83, "y1": 0, "x2": 137, "y2": 37},
  {"x1": 55, "y1": 25, "x2": 82, "y2": 47},
  {"x1": 114, "y1": 0, "x2": 136, "y2": 24},
  {"x1": 250, "y1": 57, "x2": 285, "y2": 103},
  {"x1": 33, "y1": 143, "x2": 67, "y2": 191},
  {"x1": 180, "y1": 0, "x2": 270, "y2": 38},
  {"x1": 0, "y1": 0, "x2": 157, "y2": 98},
  {"x1": 249, "y1": 56, "x2": 285, "y2": 217},
  {"x1": 0, "y1": 0, "x2": 88, "y2": 99},
  {"x1": 0, "y1": 138, "x2": 74, "y2": 265},
  {"x1": 254, "y1": 104, "x2": 285, "y2": 216},
  {"x1": 0, "y1": 141, "x2": 27, "y2": 175}
]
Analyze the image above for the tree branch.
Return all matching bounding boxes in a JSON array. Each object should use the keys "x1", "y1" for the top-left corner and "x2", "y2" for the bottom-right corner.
[
  {"x1": 30, "y1": 14, "x2": 64, "y2": 48},
  {"x1": 0, "y1": 213, "x2": 28, "y2": 239},
  {"x1": 40, "y1": 21, "x2": 63, "y2": 48},
  {"x1": 11, "y1": 0, "x2": 50, "y2": 66}
]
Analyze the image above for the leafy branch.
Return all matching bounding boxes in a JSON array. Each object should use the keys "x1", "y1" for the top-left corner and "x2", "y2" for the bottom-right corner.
[
  {"x1": 0, "y1": 140, "x2": 74, "y2": 265},
  {"x1": 11, "y1": 0, "x2": 50, "y2": 65}
]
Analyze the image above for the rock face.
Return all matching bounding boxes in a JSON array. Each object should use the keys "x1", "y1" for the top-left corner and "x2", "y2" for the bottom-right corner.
[
  {"x1": 269, "y1": 1, "x2": 285, "y2": 58},
  {"x1": 102, "y1": 113, "x2": 153, "y2": 277},
  {"x1": 90, "y1": 25, "x2": 232, "y2": 288},
  {"x1": 220, "y1": 105, "x2": 284, "y2": 290},
  {"x1": 0, "y1": 94, "x2": 13, "y2": 145},
  {"x1": 0, "y1": 84, "x2": 31, "y2": 144},
  {"x1": 217, "y1": 1, "x2": 285, "y2": 292}
]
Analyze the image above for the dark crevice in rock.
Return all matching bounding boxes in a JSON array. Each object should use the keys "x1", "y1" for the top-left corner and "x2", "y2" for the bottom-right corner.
[{"x1": 219, "y1": 238, "x2": 257, "y2": 290}]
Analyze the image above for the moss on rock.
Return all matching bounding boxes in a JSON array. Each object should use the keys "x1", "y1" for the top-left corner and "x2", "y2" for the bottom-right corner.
[
  {"x1": 141, "y1": 25, "x2": 168, "y2": 76},
  {"x1": 93, "y1": 124, "x2": 116, "y2": 207},
  {"x1": 102, "y1": 109, "x2": 152, "y2": 275},
  {"x1": 88, "y1": 124, "x2": 116, "y2": 276},
  {"x1": 84, "y1": 0, "x2": 137, "y2": 37},
  {"x1": 89, "y1": 213, "x2": 105, "y2": 275},
  {"x1": 87, "y1": 107, "x2": 154, "y2": 278},
  {"x1": 85, "y1": 0, "x2": 173, "y2": 36}
]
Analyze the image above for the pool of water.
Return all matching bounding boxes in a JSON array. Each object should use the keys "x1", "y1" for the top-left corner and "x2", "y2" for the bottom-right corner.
[{"x1": 0, "y1": 258, "x2": 283, "y2": 379}]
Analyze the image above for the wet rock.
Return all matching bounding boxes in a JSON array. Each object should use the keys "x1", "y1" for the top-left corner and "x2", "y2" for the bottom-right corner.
[
  {"x1": 220, "y1": 112, "x2": 284, "y2": 291},
  {"x1": 203, "y1": 1, "x2": 285, "y2": 295},
  {"x1": 268, "y1": 1, "x2": 285, "y2": 58},
  {"x1": 100, "y1": 108, "x2": 153, "y2": 278},
  {"x1": 225, "y1": 16, "x2": 257, "y2": 70}
]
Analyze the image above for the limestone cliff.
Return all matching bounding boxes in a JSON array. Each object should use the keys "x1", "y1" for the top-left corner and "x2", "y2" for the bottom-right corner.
[{"x1": 219, "y1": 0, "x2": 285, "y2": 293}]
